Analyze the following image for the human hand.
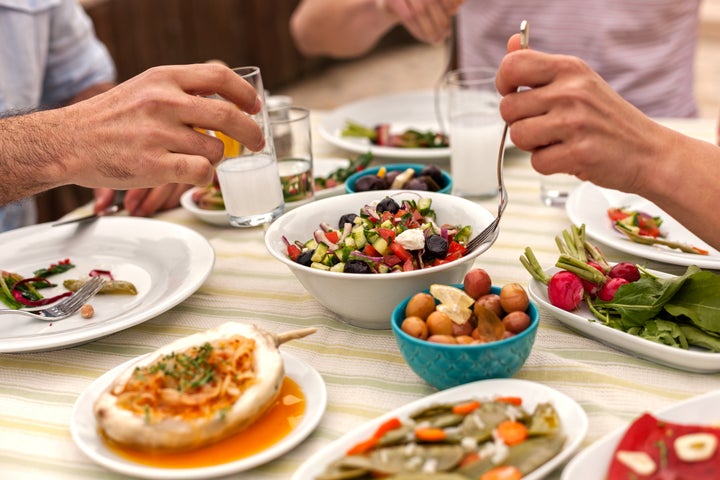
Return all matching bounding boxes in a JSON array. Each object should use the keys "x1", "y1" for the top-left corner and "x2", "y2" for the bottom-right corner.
[
  {"x1": 94, "y1": 185, "x2": 191, "y2": 217},
  {"x1": 60, "y1": 63, "x2": 264, "y2": 191},
  {"x1": 496, "y1": 35, "x2": 666, "y2": 195},
  {"x1": 381, "y1": 0, "x2": 464, "y2": 44}
]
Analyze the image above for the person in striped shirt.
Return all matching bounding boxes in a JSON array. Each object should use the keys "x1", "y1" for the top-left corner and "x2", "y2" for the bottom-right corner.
[{"x1": 289, "y1": 0, "x2": 702, "y2": 118}]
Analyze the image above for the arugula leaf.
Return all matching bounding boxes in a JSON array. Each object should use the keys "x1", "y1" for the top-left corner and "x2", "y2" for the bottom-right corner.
[
  {"x1": 678, "y1": 324, "x2": 720, "y2": 352},
  {"x1": 593, "y1": 266, "x2": 700, "y2": 324},
  {"x1": 630, "y1": 319, "x2": 688, "y2": 349},
  {"x1": 664, "y1": 270, "x2": 720, "y2": 335}
]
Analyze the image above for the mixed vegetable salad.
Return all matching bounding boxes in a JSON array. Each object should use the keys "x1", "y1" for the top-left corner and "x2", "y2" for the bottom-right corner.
[
  {"x1": 283, "y1": 196, "x2": 472, "y2": 273},
  {"x1": 341, "y1": 120, "x2": 449, "y2": 149},
  {"x1": 522, "y1": 224, "x2": 720, "y2": 352},
  {"x1": 608, "y1": 206, "x2": 708, "y2": 255},
  {"x1": 316, "y1": 396, "x2": 564, "y2": 479},
  {"x1": 0, "y1": 258, "x2": 137, "y2": 310}
]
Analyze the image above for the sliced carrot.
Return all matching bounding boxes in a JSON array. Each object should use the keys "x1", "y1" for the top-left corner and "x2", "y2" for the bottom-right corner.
[
  {"x1": 480, "y1": 465, "x2": 522, "y2": 480},
  {"x1": 452, "y1": 400, "x2": 481, "y2": 415},
  {"x1": 373, "y1": 417, "x2": 402, "y2": 439},
  {"x1": 459, "y1": 451, "x2": 482, "y2": 468},
  {"x1": 414, "y1": 427, "x2": 447, "y2": 442},
  {"x1": 346, "y1": 436, "x2": 378, "y2": 455},
  {"x1": 496, "y1": 420, "x2": 528, "y2": 446},
  {"x1": 495, "y1": 396, "x2": 523, "y2": 406}
]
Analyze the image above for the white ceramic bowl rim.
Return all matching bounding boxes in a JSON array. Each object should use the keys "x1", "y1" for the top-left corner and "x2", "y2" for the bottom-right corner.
[{"x1": 265, "y1": 191, "x2": 495, "y2": 278}]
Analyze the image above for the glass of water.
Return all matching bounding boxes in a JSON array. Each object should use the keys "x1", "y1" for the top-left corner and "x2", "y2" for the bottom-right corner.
[{"x1": 215, "y1": 66, "x2": 284, "y2": 227}]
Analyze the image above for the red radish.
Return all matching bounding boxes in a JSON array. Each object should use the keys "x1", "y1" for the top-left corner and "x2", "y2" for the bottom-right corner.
[
  {"x1": 582, "y1": 261, "x2": 607, "y2": 298},
  {"x1": 548, "y1": 271, "x2": 584, "y2": 311},
  {"x1": 609, "y1": 262, "x2": 641, "y2": 282},
  {"x1": 598, "y1": 277, "x2": 629, "y2": 301}
]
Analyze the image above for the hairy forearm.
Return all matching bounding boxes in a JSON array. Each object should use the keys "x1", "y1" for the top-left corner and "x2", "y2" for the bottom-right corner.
[
  {"x1": 290, "y1": 0, "x2": 397, "y2": 57},
  {"x1": 0, "y1": 109, "x2": 76, "y2": 205},
  {"x1": 638, "y1": 127, "x2": 720, "y2": 250}
]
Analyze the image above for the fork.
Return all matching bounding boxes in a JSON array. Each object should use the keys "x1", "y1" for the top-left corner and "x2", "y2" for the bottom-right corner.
[
  {"x1": 465, "y1": 20, "x2": 530, "y2": 255},
  {"x1": 0, "y1": 276, "x2": 106, "y2": 321}
]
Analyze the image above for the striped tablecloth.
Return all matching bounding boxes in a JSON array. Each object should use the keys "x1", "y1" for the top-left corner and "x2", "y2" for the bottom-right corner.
[{"x1": 0, "y1": 115, "x2": 717, "y2": 480}]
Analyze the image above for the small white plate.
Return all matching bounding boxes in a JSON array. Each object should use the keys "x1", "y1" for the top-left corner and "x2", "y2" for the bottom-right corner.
[
  {"x1": 181, "y1": 158, "x2": 351, "y2": 226},
  {"x1": 528, "y1": 267, "x2": 720, "y2": 373},
  {"x1": 0, "y1": 217, "x2": 214, "y2": 352},
  {"x1": 293, "y1": 378, "x2": 588, "y2": 480},
  {"x1": 71, "y1": 350, "x2": 327, "y2": 479},
  {"x1": 562, "y1": 389, "x2": 720, "y2": 480},
  {"x1": 319, "y1": 90, "x2": 451, "y2": 160},
  {"x1": 566, "y1": 182, "x2": 720, "y2": 268}
]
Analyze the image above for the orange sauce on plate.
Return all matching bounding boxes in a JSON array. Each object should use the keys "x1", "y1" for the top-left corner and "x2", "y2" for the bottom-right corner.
[{"x1": 102, "y1": 376, "x2": 305, "y2": 468}]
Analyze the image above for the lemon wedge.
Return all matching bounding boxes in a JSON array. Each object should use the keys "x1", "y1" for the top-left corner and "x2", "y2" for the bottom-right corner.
[
  {"x1": 430, "y1": 284, "x2": 475, "y2": 324},
  {"x1": 430, "y1": 284, "x2": 475, "y2": 309}
]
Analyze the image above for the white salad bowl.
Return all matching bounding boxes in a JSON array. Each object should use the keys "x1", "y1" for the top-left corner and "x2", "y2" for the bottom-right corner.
[{"x1": 264, "y1": 190, "x2": 496, "y2": 329}]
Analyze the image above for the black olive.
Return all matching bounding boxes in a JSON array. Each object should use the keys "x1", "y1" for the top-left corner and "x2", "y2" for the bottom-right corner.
[
  {"x1": 343, "y1": 260, "x2": 373, "y2": 274},
  {"x1": 338, "y1": 213, "x2": 358, "y2": 228},
  {"x1": 403, "y1": 178, "x2": 429, "y2": 191},
  {"x1": 376, "y1": 197, "x2": 400, "y2": 214},
  {"x1": 296, "y1": 249, "x2": 315, "y2": 266},
  {"x1": 423, "y1": 234, "x2": 448, "y2": 260},
  {"x1": 354, "y1": 175, "x2": 385, "y2": 191},
  {"x1": 420, "y1": 165, "x2": 443, "y2": 186}
]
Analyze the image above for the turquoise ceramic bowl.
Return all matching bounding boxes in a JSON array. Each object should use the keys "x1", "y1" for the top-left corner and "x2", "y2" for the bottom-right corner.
[
  {"x1": 345, "y1": 163, "x2": 452, "y2": 194},
  {"x1": 391, "y1": 285, "x2": 539, "y2": 390}
]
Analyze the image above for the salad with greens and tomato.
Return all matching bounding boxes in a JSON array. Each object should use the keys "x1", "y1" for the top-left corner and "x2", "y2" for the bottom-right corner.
[{"x1": 282, "y1": 196, "x2": 472, "y2": 274}]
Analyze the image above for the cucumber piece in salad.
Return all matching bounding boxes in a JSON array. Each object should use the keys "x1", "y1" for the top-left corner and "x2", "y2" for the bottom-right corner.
[{"x1": 282, "y1": 196, "x2": 472, "y2": 274}]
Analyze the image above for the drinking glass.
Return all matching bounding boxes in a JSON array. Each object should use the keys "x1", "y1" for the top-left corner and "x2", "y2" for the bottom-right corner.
[
  {"x1": 215, "y1": 66, "x2": 284, "y2": 227},
  {"x1": 445, "y1": 67, "x2": 504, "y2": 199},
  {"x1": 270, "y1": 106, "x2": 315, "y2": 207},
  {"x1": 540, "y1": 173, "x2": 581, "y2": 207}
]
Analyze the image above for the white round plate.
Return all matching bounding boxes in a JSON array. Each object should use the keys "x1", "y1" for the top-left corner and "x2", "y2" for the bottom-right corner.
[
  {"x1": 292, "y1": 378, "x2": 588, "y2": 480},
  {"x1": 0, "y1": 217, "x2": 214, "y2": 353},
  {"x1": 566, "y1": 182, "x2": 720, "y2": 268},
  {"x1": 528, "y1": 266, "x2": 720, "y2": 373},
  {"x1": 71, "y1": 350, "x2": 326, "y2": 479},
  {"x1": 181, "y1": 158, "x2": 351, "y2": 225},
  {"x1": 562, "y1": 389, "x2": 720, "y2": 480},
  {"x1": 319, "y1": 90, "x2": 450, "y2": 160}
]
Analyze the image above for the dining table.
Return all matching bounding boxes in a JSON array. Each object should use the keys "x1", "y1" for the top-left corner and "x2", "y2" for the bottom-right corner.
[{"x1": 0, "y1": 113, "x2": 718, "y2": 480}]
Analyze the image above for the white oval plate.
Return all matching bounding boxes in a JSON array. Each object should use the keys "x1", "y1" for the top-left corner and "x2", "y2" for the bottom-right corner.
[
  {"x1": 319, "y1": 90, "x2": 451, "y2": 160},
  {"x1": 71, "y1": 350, "x2": 327, "y2": 479},
  {"x1": 292, "y1": 378, "x2": 588, "y2": 480},
  {"x1": 528, "y1": 266, "x2": 720, "y2": 372},
  {"x1": 0, "y1": 217, "x2": 214, "y2": 353},
  {"x1": 566, "y1": 182, "x2": 720, "y2": 268},
  {"x1": 181, "y1": 158, "x2": 351, "y2": 226},
  {"x1": 562, "y1": 389, "x2": 720, "y2": 480}
]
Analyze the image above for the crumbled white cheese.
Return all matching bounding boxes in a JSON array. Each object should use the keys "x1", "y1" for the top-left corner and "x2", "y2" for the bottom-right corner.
[
  {"x1": 395, "y1": 229, "x2": 425, "y2": 251},
  {"x1": 422, "y1": 458, "x2": 438, "y2": 473}
]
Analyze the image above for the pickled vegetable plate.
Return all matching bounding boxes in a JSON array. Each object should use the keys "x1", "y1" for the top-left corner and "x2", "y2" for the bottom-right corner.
[
  {"x1": 528, "y1": 266, "x2": 720, "y2": 373},
  {"x1": 292, "y1": 378, "x2": 588, "y2": 480},
  {"x1": 562, "y1": 389, "x2": 720, "y2": 480}
]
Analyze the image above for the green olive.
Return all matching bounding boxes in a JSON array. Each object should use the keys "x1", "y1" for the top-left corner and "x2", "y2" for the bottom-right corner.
[
  {"x1": 401, "y1": 316, "x2": 429, "y2": 339},
  {"x1": 405, "y1": 293, "x2": 436, "y2": 320}
]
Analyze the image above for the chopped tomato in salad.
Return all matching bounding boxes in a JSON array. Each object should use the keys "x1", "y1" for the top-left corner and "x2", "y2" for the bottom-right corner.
[
  {"x1": 282, "y1": 196, "x2": 472, "y2": 273},
  {"x1": 607, "y1": 207, "x2": 663, "y2": 238}
]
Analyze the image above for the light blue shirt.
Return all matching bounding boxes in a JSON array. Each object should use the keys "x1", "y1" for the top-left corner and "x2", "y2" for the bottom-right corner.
[{"x1": 0, "y1": 0, "x2": 116, "y2": 232}]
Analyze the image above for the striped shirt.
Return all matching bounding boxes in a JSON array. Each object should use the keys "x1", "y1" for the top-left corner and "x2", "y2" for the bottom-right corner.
[{"x1": 457, "y1": 0, "x2": 701, "y2": 118}]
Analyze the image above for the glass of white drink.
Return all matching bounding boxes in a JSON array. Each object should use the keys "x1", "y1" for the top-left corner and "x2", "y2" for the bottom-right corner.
[
  {"x1": 215, "y1": 66, "x2": 285, "y2": 227},
  {"x1": 444, "y1": 67, "x2": 504, "y2": 199}
]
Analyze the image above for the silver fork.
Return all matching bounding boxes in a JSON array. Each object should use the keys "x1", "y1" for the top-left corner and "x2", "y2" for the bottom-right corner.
[
  {"x1": 0, "y1": 276, "x2": 106, "y2": 321},
  {"x1": 466, "y1": 20, "x2": 529, "y2": 255}
]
